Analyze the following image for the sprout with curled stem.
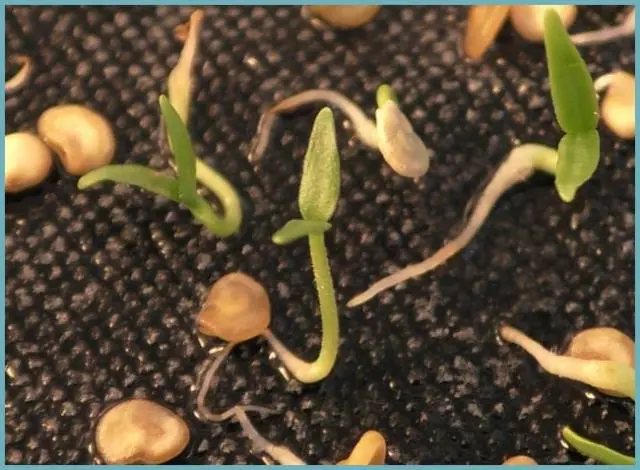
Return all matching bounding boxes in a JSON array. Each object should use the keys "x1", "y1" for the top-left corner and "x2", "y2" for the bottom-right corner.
[
  {"x1": 510, "y1": 5, "x2": 577, "y2": 42},
  {"x1": 544, "y1": 9, "x2": 600, "y2": 203},
  {"x1": 499, "y1": 325, "x2": 635, "y2": 399},
  {"x1": 248, "y1": 84, "x2": 432, "y2": 179},
  {"x1": 78, "y1": 96, "x2": 242, "y2": 237},
  {"x1": 570, "y1": 7, "x2": 635, "y2": 46},
  {"x1": 594, "y1": 71, "x2": 635, "y2": 140},
  {"x1": 5, "y1": 55, "x2": 33, "y2": 93},
  {"x1": 347, "y1": 143, "x2": 559, "y2": 307},
  {"x1": 269, "y1": 106, "x2": 342, "y2": 383},
  {"x1": 301, "y1": 5, "x2": 381, "y2": 29}
]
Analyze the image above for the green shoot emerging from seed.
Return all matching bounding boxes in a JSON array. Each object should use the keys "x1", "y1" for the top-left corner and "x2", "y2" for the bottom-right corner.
[
  {"x1": 561, "y1": 426, "x2": 635, "y2": 465},
  {"x1": 270, "y1": 107, "x2": 341, "y2": 383},
  {"x1": 348, "y1": 144, "x2": 559, "y2": 307},
  {"x1": 544, "y1": 9, "x2": 600, "y2": 203},
  {"x1": 499, "y1": 325, "x2": 635, "y2": 400},
  {"x1": 78, "y1": 96, "x2": 242, "y2": 237},
  {"x1": 248, "y1": 84, "x2": 432, "y2": 179}
]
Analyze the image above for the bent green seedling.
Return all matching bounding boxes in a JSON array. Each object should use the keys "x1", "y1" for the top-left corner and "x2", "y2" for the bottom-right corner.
[
  {"x1": 269, "y1": 107, "x2": 341, "y2": 383},
  {"x1": 544, "y1": 9, "x2": 600, "y2": 203},
  {"x1": 499, "y1": 324, "x2": 635, "y2": 399},
  {"x1": 561, "y1": 426, "x2": 635, "y2": 465},
  {"x1": 78, "y1": 96, "x2": 242, "y2": 237},
  {"x1": 348, "y1": 143, "x2": 559, "y2": 307},
  {"x1": 248, "y1": 84, "x2": 432, "y2": 179}
]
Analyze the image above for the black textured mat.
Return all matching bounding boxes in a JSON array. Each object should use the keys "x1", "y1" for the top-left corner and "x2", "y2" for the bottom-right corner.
[{"x1": 5, "y1": 6, "x2": 635, "y2": 465}]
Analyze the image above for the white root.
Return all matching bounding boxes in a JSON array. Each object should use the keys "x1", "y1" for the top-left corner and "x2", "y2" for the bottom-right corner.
[
  {"x1": 347, "y1": 144, "x2": 552, "y2": 307},
  {"x1": 500, "y1": 325, "x2": 635, "y2": 400},
  {"x1": 195, "y1": 342, "x2": 275, "y2": 422},
  {"x1": 570, "y1": 7, "x2": 635, "y2": 46},
  {"x1": 5, "y1": 55, "x2": 33, "y2": 93},
  {"x1": 248, "y1": 89, "x2": 378, "y2": 163},
  {"x1": 234, "y1": 407, "x2": 307, "y2": 465}
]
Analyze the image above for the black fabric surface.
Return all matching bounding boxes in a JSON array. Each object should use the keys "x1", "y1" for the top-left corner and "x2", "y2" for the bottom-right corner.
[{"x1": 4, "y1": 6, "x2": 635, "y2": 465}]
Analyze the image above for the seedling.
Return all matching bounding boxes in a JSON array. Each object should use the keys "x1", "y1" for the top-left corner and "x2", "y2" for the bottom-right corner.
[
  {"x1": 194, "y1": 110, "x2": 342, "y2": 426},
  {"x1": 499, "y1": 324, "x2": 635, "y2": 399},
  {"x1": 348, "y1": 143, "x2": 559, "y2": 307},
  {"x1": 78, "y1": 96, "x2": 242, "y2": 237},
  {"x1": 269, "y1": 106, "x2": 341, "y2": 383},
  {"x1": 544, "y1": 9, "x2": 600, "y2": 203},
  {"x1": 249, "y1": 84, "x2": 432, "y2": 178}
]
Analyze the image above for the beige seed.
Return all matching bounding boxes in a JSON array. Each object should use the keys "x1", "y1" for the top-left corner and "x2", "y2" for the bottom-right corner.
[
  {"x1": 5, "y1": 132, "x2": 53, "y2": 193},
  {"x1": 197, "y1": 272, "x2": 271, "y2": 343},
  {"x1": 598, "y1": 71, "x2": 635, "y2": 140},
  {"x1": 510, "y1": 5, "x2": 577, "y2": 42},
  {"x1": 94, "y1": 399, "x2": 190, "y2": 464},
  {"x1": 305, "y1": 5, "x2": 381, "y2": 29},
  {"x1": 37, "y1": 104, "x2": 116, "y2": 176}
]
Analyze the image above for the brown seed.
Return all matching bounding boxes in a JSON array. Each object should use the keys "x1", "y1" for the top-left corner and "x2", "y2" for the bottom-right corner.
[
  {"x1": 463, "y1": 5, "x2": 511, "y2": 60},
  {"x1": 565, "y1": 326, "x2": 634, "y2": 396},
  {"x1": 197, "y1": 272, "x2": 271, "y2": 343},
  {"x1": 306, "y1": 5, "x2": 381, "y2": 29},
  {"x1": 504, "y1": 455, "x2": 538, "y2": 465},
  {"x1": 94, "y1": 399, "x2": 190, "y2": 464}
]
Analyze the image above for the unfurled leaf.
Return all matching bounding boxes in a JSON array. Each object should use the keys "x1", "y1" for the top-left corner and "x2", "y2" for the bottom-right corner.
[
  {"x1": 78, "y1": 164, "x2": 180, "y2": 202},
  {"x1": 544, "y1": 9, "x2": 599, "y2": 134},
  {"x1": 555, "y1": 130, "x2": 599, "y2": 202},
  {"x1": 159, "y1": 95, "x2": 198, "y2": 205},
  {"x1": 272, "y1": 219, "x2": 332, "y2": 245},
  {"x1": 561, "y1": 427, "x2": 635, "y2": 465},
  {"x1": 298, "y1": 107, "x2": 341, "y2": 222}
]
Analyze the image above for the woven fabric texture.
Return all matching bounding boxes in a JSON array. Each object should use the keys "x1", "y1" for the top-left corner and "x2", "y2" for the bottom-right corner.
[{"x1": 5, "y1": 6, "x2": 635, "y2": 464}]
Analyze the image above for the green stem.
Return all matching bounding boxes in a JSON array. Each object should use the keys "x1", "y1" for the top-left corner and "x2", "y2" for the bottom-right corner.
[
  {"x1": 193, "y1": 158, "x2": 243, "y2": 236},
  {"x1": 262, "y1": 232, "x2": 339, "y2": 384},
  {"x1": 307, "y1": 232, "x2": 339, "y2": 381},
  {"x1": 562, "y1": 427, "x2": 635, "y2": 465}
]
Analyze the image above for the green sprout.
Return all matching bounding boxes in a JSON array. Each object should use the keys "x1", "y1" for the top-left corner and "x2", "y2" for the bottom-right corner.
[
  {"x1": 266, "y1": 107, "x2": 340, "y2": 384},
  {"x1": 78, "y1": 95, "x2": 242, "y2": 237},
  {"x1": 544, "y1": 9, "x2": 600, "y2": 203},
  {"x1": 561, "y1": 426, "x2": 635, "y2": 465}
]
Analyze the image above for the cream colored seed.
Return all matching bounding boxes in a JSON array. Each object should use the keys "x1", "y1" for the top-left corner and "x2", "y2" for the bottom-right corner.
[
  {"x1": 197, "y1": 272, "x2": 271, "y2": 343},
  {"x1": 5, "y1": 132, "x2": 53, "y2": 193},
  {"x1": 37, "y1": 104, "x2": 116, "y2": 176},
  {"x1": 510, "y1": 5, "x2": 577, "y2": 42},
  {"x1": 597, "y1": 71, "x2": 635, "y2": 140},
  {"x1": 94, "y1": 399, "x2": 190, "y2": 464},
  {"x1": 305, "y1": 5, "x2": 381, "y2": 29}
]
